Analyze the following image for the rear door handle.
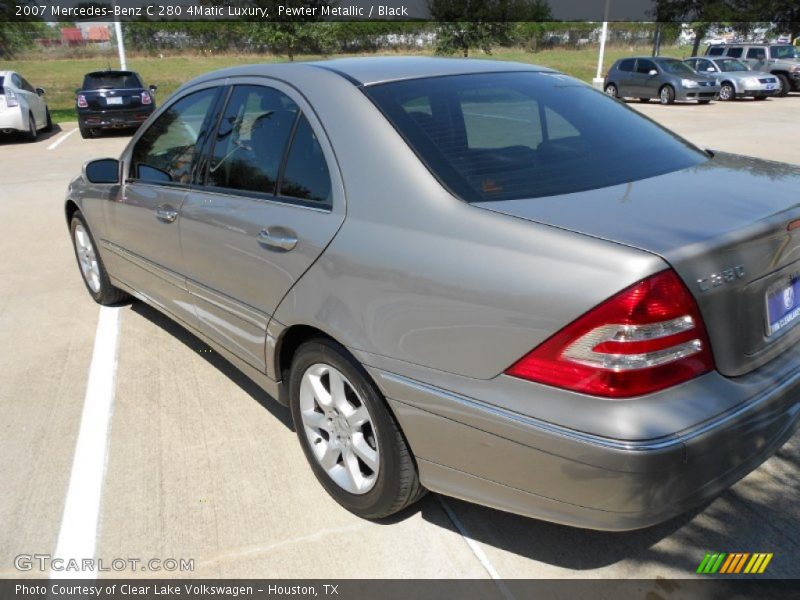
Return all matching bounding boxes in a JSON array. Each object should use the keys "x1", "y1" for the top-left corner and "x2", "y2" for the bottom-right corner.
[
  {"x1": 258, "y1": 227, "x2": 297, "y2": 251},
  {"x1": 155, "y1": 205, "x2": 178, "y2": 223}
]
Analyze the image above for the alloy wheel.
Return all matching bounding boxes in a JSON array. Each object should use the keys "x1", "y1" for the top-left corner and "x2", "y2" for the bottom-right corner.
[
  {"x1": 720, "y1": 84, "x2": 734, "y2": 101},
  {"x1": 299, "y1": 363, "x2": 379, "y2": 494},
  {"x1": 74, "y1": 223, "x2": 101, "y2": 293}
]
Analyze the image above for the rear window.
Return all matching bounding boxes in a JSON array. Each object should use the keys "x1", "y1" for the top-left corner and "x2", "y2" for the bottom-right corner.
[
  {"x1": 366, "y1": 72, "x2": 706, "y2": 203},
  {"x1": 707, "y1": 46, "x2": 725, "y2": 56},
  {"x1": 82, "y1": 72, "x2": 142, "y2": 90}
]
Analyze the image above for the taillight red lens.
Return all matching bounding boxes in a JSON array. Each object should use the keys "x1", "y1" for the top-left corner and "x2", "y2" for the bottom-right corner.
[
  {"x1": 505, "y1": 270, "x2": 714, "y2": 398},
  {"x1": 77, "y1": 94, "x2": 88, "y2": 108},
  {"x1": 141, "y1": 91, "x2": 152, "y2": 105},
  {"x1": 5, "y1": 87, "x2": 19, "y2": 107}
]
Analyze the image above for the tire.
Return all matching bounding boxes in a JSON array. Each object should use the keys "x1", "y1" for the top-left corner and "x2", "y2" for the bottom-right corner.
[
  {"x1": 43, "y1": 108, "x2": 53, "y2": 132},
  {"x1": 289, "y1": 338, "x2": 425, "y2": 519},
  {"x1": 719, "y1": 82, "x2": 735, "y2": 101},
  {"x1": 79, "y1": 124, "x2": 91, "y2": 139},
  {"x1": 604, "y1": 83, "x2": 618, "y2": 98},
  {"x1": 25, "y1": 113, "x2": 37, "y2": 142},
  {"x1": 775, "y1": 74, "x2": 790, "y2": 97},
  {"x1": 70, "y1": 211, "x2": 129, "y2": 305},
  {"x1": 659, "y1": 85, "x2": 675, "y2": 105},
  {"x1": 638, "y1": 98, "x2": 650, "y2": 103}
]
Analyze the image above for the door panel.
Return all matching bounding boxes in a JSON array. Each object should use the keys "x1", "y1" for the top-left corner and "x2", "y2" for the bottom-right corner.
[
  {"x1": 179, "y1": 82, "x2": 345, "y2": 370},
  {"x1": 104, "y1": 85, "x2": 221, "y2": 325}
]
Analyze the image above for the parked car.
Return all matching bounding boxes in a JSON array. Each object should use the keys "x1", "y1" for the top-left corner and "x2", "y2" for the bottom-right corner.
[
  {"x1": 0, "y1": 70, "x2": 52, "y2": 141},
  {"x1": 66, "y1": 58, "x2": 800, "y2": 530},
  {"x1": 684, "y1": 56, "x2": 780, "y2": 100},
  {"x1": 604, "y1": 56, "x2": 720, "y2": 104},
  {"x1": 76, "y1": 70, "x2": 157, "y2": 139},
  {"x1": 705, "y1": 43, "x2": 800, "y2": 96}
]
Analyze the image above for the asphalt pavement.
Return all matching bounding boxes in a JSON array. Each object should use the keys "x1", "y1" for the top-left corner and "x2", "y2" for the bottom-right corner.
[{"x1": 1, "y1": 94, "x2": 798, "y2": 581}]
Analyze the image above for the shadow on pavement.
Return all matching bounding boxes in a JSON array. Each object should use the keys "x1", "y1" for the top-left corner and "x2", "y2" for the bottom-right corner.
[
  {"x1": 0, "y1": 122, "x2": 63, "y2": 145},
  {"x1": 130, "y1": 301, "x2": 294, "y2": 432}
]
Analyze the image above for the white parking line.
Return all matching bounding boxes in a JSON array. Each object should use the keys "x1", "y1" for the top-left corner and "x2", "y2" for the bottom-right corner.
[
  {"x1": 51, "y1": 306, "x2": 121, "y2": 579},
  {"x1": 437, "y1": 496, "x2": 515, "y2": 598},
  {"x1": 47, "y1": 128, "x2": 78, "y2": 151}
]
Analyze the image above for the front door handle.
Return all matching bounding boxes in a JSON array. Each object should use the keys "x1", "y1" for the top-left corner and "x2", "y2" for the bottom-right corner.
[
  {"x1": 258, "y1": 227, "x2": 297, "y2": 251},
  {"x1": 155, "y1": 205, "x2": 178, "y2": 223}
]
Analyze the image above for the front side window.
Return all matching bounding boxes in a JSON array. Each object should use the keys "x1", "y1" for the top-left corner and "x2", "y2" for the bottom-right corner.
[
  {"x1": 697, "y1": 59, "x2": 715, "y2": 72},
  {"x1": 717, "y1": 58, "x2": 748, "y2": 72},
  {"x1": 770, "y1": 45, "x2": 798, "y2": 59},
  {"x1": 366, "y1": 72, "x2": 706, "y2": 202},
  {"x1": 131, "y1": 87, "x2": 218, "y2": 184},
  {"x1": 207, "y1": 85, "x2": 298, "y2": 195},
  {"x1": 747, "y1": 48, "x2": 766, "y2": 59},
  {"x1": 659, "y1": 59, "x2": 696, "y2": 75},
  {"x1": 636, "y1": 59, "x2": 656, "y2": 74}
]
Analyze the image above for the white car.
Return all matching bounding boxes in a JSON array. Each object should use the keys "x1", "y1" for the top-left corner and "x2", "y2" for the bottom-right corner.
[{"x1": 0, "y1": 71, "x2": 52, "y2": 141}]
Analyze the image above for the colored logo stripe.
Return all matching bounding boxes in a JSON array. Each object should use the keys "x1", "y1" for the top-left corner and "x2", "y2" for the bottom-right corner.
[{"x1": 698, "y1": 552, "x2": 773, "y2": 574}]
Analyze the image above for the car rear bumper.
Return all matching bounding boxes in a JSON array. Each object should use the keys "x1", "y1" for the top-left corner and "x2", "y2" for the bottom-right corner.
[
  {"x1": 78, "y1": 108, "x2": 153, "y2": 130},
  {"x1": 0, "y1": 107, "x2": 25, "y2": 132},
  {"x1": 373, "y1": 356, "x2": 800, "y2": 531}
]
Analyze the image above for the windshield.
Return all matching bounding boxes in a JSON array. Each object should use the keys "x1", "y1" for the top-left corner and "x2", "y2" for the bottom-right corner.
[
  {"x1": 771, "y1": 45, "x2": 798, "y2": 59},
  {"x1": 659, "y1": 60, "x2": 697, "y2": 75},
  {"x1": 366, "y1": 72, "x2": 707, "y2": 202},
  {"x1": 716, "y1": 58, "x2": 748, "y2": 72},
  {"x1": 82, "y1": 72, "x2": 142, "y2": 90}
]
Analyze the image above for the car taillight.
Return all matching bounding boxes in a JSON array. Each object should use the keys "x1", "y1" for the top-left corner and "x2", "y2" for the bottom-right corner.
[
  {"x1": 141, "y1": 91, "x2": 152, "y2": 105},
  {"x1": 77, "y1": 94, "x2": 88, "y2": 108},
  {"x1": 505, "y1": 270, "x2": 714, "y2": 398},
  {"x1": 5, "y1": 87, "x2": 19, "y2": 107}
]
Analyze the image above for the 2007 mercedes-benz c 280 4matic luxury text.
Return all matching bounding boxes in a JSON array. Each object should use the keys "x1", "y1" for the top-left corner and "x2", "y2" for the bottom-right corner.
[{"x1": 65, "y1": 58, "x2": 800, "y2": 530}]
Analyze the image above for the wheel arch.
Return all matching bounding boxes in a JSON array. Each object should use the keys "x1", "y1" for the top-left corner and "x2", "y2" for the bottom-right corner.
[
  {"x1": 65, "y1": 199, "x2": 80, "y2": 227},
  {"x1": 274, "y1": 324, "x2": 339, "y2": 381}
]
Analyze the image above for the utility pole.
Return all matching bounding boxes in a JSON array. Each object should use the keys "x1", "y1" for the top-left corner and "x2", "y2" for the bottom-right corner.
[{"x1": 592, "y1": 0, "x2": 611, "y2": 89}]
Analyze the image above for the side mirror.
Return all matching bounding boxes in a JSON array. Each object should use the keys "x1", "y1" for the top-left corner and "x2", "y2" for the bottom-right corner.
[
  {"x1": 36, "y1": 87, "x2": 45, "y2": 96},
  {"x1": 149, "y1": 85, "x2": 158, "y2": 93},
  {"x1": 84, "y1": 158, "x2": 120, "y2": 184},
  {"x1": 648, "y1": 69, "x2": 658, "y2": 76}
]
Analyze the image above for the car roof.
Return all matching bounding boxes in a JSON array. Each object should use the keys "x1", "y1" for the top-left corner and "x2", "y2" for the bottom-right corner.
[
  {"x1": 185, "y1": 57, "x2": 553, "y2": 88},
  {"x1": 85, "y1": 70, "x2": 138, "y2": 77}
]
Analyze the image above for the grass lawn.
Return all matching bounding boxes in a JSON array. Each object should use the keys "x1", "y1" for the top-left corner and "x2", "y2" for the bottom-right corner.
[{"x1": 5, "y1": 45, "x2": 691, "y2": 123}]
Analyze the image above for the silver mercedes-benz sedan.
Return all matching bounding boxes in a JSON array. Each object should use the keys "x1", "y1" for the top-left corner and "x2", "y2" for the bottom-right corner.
[{"x1": 66, "y1": 58, "x2": 800, "y2": 530}]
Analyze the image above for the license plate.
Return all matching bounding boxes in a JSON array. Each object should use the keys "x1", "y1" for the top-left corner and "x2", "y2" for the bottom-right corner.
[
  {"x1": 766, "y1": 85, "x2": 776, "y2": 90},
  {"x1": 766, "y1": 277, "x2": 800, "y2": 335},
  {"x1": 106, "y1": 96, "x2": 123, "y2": 105}
]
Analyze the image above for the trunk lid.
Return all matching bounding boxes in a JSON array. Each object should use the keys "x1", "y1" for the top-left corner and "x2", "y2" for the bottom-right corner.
[{"x1": 475, "y1": 152, "x2": 800, "y2": 377}]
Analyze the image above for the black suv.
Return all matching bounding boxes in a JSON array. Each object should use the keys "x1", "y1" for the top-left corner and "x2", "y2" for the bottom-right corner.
[
  {"x1": 705, "y1": 44, "x2": 800, "y2": 96},
  {"x1": 76, "y1": 71, "x2": 157, "y2": 138}
]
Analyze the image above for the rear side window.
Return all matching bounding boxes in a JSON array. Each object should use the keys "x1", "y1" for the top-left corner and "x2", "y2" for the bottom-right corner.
[
  {"x1": 279, "y1": 115, "x2": 332, "y2": 204},
  {"x1": 726, "y1": 47, "x2": 744, "y2": 58},
  {"x1": 747, "y1": 48, "x2": 766, "y2": 59},
  {"x1": 366, "y1": 72, "x2": 706, "y2": 202},
  {"x1": 707, "y1": 46, "x2": 725, "y2": 56},
  {"x1": 207, "y1": 85, "x2": 298, "y2": 195},
  {"x1": 618, "y1": 59, "x2": 635, "y2": 72},
  {"x1": 83, "y1": 72, "x2": 142, "y2": 90},
  {"x1": 131, "y1": 88, "x2": 218, "y2": 184},
  {"x1": 0, "y1": 77, "x2": 4, "y2": 92}
]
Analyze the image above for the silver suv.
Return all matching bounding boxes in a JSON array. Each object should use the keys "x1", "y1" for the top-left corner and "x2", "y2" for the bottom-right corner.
[{"x1": 705, "y1": 43, "x2": 800, "y2": 96}]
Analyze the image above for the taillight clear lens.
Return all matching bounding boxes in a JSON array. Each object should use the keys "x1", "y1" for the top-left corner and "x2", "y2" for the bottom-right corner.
[
  {"x1": 505, "y1": 270, "x2": 714, "y2": 398},
  {"x1": 77, "y1": 94, "x2": 88, "y2": 108},
  {"x1": 5, "y1": 88, "x2": 19, "y2": 107},
  {"x1": 141, "y1": 91, "x2": 152, "y2": 105}
]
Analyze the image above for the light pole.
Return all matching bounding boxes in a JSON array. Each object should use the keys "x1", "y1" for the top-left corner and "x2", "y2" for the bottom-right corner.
[
  {"x1": 592, "y1": 0, "x2": 611, "y2": 90},
  {"x1": 114, "y1": 18, "x2": 126, "y2": 70}
]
